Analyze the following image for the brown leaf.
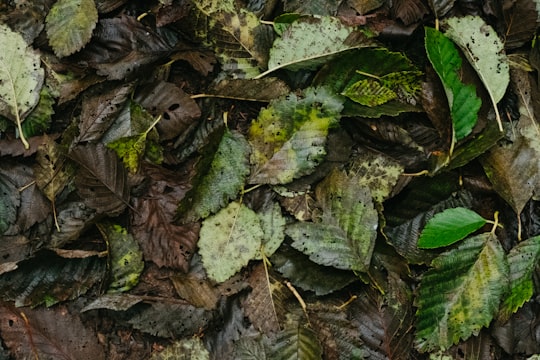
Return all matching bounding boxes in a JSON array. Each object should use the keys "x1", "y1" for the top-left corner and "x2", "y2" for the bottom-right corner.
[
  {"x1": 77, "y1": 82, "x2": 135, "y2": 143},
  {"x1": 0, "y1": 303, "x2": 106, "y2": 360},
  {"x1": 171, "y1": 49, "x2": 216, "y2": 76},
  {"x1": 205, "y1": 78, "x2": 290, "y2": 102},
  {"x1": 502, "y1": 0, "x2": 538, "y2": 49},
  {"x1": 0, "y1": 235, "x2": 32, "y2": 275},
  {"x1": 391, "y1": 0, "x2": 429, "y2": 25},
  {"x1": 131, "y1": 163, "x2": 199, "y2": 271},
  {"x1": 0, "y1": 134, "x2": 61, "y2": 158},
  {"x1": 70, "y1": 143, "x2": 130, "y2": 216},
  {"x1": 171, "y1": 272, "x2": 220, "y2": 310},
  {"x1": 34, "y1": 135, "x2": 71, "y2": 202},
  {"x1": 135, "y1": 81, "x2": 201, "y2": 140}
]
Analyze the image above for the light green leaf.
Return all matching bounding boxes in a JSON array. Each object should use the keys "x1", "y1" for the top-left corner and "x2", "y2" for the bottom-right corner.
[
  {"x1": 0, "y1": 23, "x2": 44, "y2": 149},
  {"x1": 177, "y1": 129, "x2": 251, "y2": 223},
  {"x1": 286, "y1": 169, "x2": 378, "y2": 272},
  {"x1": 444, "y1": 16, "x2": 509, "y2": 131},
  {"x1": 425, "y1": 27, "x2": 482, "y2": 140},
  {"x1": 46, "y1": 0, "x2": 98, "y2": 57},
  {"x1": 415, "y1": 233, "x2": 509, "y2": 352},
  {"x1": 0, "y1": 173, "x2": 20, "y2": 234},
  {"x1": 499, "y1": 235, "x2": 540, "y2": 321},
  {"x1": 255, "y1": 201, "x2": 286, "y2": 259},
  {"x1": 257, "y1": 16, "x2": 375, "y2": 78},
  {"x1": 198, "y1": 201, "x2": 264, "y2": 282},
  {"x1": 342, "y1": 78, "x2": 397, "y2": 107},
  {"x1": 417, "y1": 207, "x2": 488, "y2": 249},
  {"x1": 98, "y1": 223, "x2": 144, "y2": 293},
  {"x1": 150, "y1": 338, "x2": 210, "y2": 360},
  {"x1": 248, "y1": 87, "x2": 343, "y2": 185}
]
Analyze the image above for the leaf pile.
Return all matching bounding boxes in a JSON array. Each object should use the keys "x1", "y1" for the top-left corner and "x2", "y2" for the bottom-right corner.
[{"x1": 1, "y1": 0, "x2": 540, "y2": 359}]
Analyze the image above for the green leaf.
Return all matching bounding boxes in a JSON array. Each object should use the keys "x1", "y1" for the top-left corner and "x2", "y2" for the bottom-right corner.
[
  {"x1": 0, "y1": 173, "x2": 20, "y2": 235},
  {"x1": 269, "y1": 317, "x2": 323, "y2": 360},
  {"x1": 286, "y1": 169, "x2": 378, "y2": 272},
  {"x1": 342, "y1": 78, "x2": 397, "y2": 106},
  {"x1": 21, "y1": 86, "x2": 55, "y2": 137},
  {"x1": 46, "y1": 0, "x2": 98, "y2": 57},
  {"x1": 257, "y1": 16, "x2": 375, "y2": 78},
  {"x1": 0, "y1": 23, "x2": 44, "y2": 149},
  {"x1": 248, "y1": 87, "x2": 343, "y2": 185},
  {"x1": 150, "y1": 338, "x2": 210, "y2": 360},
  {"x1": 98, "y1": 223, "x2": 144, "y2": 293},
  {"x1": 177, "y1": 129, "x2": 251, "y2": 223},
  {"x1": 255, "y1": 201, "x2": 286, "y2": 259},
  {"x1": 415, "y1": 233, "x2": 509, "y2": 352},
  {"x1": 198, "y1": 201, "x2": 264, "y2": 282},
  {"x1": 499, "y1": 235, "x2": 540, "y2": 321},
  {"x1": 425, "y1": 27, "x2": 482, "y2": 140},
  {"x1": 444, "y1": 16, "x2": 509, "y2": 131},
  {"x1": 417, "y1": 207, "x2": 488, "y2": 249}
]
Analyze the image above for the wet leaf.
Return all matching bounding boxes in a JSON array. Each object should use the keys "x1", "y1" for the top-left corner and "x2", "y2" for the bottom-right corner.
[
  {"x1": 177, "y1": 130, "x2": 250, "y2": 224},
  {"x1": 98, "y1": 222, "x2": 144, "y2": 293},
  {"x1": 259, "y1": 16, "x2": 374, "y2": 77},
  {"x1": 0, "y1": 172, "x2": 20, "y2": 235},
  {"x1": 70, "y1": 143, "x2": 130, "y2": 216},
  {"x1": 0, "y1": 23, "x2": 44, "y2": 148},
  {"x1": 45, "y1": 0, "x2": 98, "y2": 57},
  {"x1": 415, "y1": 233, "x2": 509, "y2": 352},
  {"x1": 499, "y1": 235, "x2": 540, "y2": 321},
  {"x1": 198, "y1": 201, "x2": 263, "y2": 282},
  {"x1": 0, "y1": 251, "x2": 106, "y2": 307},
  {"x1": 502, "y1": 0, "x2": 538, "y2": 49},
  {"x1": 287, "y1": 168, "x2": 378, "y2": 272},
  {"x1": 425, "y1": 26, "x2": 482, "y2": 140},
  {"x1": 248, "y1": 87, "x2": 343, "y2": 185},
  {"x1": 0, "y1": 303, "x2": 106, "y2": 360},
  {"x1": 417, "y1": 207, "x2": 488, "y2": 249},
  {"x1": 444, "y1": 16, "x2": 509, "y2": 131}
]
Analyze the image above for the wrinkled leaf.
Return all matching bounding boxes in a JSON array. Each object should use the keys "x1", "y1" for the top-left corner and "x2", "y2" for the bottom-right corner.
[
  {"x1": 177, "y1": 129, "x2": 251, "y2": 223},
  {"x1": 198, "y1": 201, "x2": 264, "y2": 282},
  {"x1": 259, "y1": 16, "x2": 374, "y2": 77},
  {"x1": 248, "y1": 87, "x2": 342, "y2": 184},
  {"x1": 0, "y1": 172, "x2": 20, "y2": 235},
  {"x1": 46, "y1": 0, "x2": 98, "y2": 57},
  {"x1": 287, "y1": 169, "x2": 378, "y2": 272},
  {"x1": 171, "y1": 272, "x2": 221, "y2": 310},
  {"x1": 269, "y1": 317, "x2": 323, "y2": 360},
  {"x1": 98, "y1": 222, "x2": 144, "y2": 293},
  {"x1": 256, "y1": 201, "x2": 286, "y2": 259},
  {"x1": 21, "y1": 86, "x2": 55, "y2": 137},
  {"x1": 70, "y1": 143, "x2": 130, "y2": 216},
  {"x1": 81, "y1": 293, "x2": 143, "y2": 312},
  {"x1": 499, "y1": 235, "x2": 540, "y2": 321},
  {"x1": 50, "y1": 201, "x2": 97, "y2": 248},
  {"x1": 415, "y1": 233, "x2": 509, "y2": 352},
  {"x1": 34, "y1": 136, "x2": 71, "y2": 203},
  {"x1": 151, "y1": 338, "x2": 210, "y2": 360},
  {"x1": 417, "y1": 207, "x2": 488, "y2": 249},
  {"x1": 0, "y1": 303, "x2": 106, "y2": 359},
  {"x1": 0, "y1": 23, "x2": 44, "y2": 148},
  {"x1": 425, "y1": 27, "x2": 482, "y2": 140},
  {"x1": 444, "y1": 16, "x2": 509, "y2": 131},
  {"x1": 205, "y1": 78, "x2": 290, "y2": 102}
]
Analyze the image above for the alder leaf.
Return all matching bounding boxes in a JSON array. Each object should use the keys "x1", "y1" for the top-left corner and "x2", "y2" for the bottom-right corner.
[
  {"x1": 417, "y1": 207, "x2": 488, "y2": 249},
  {"x1": 248, "y1": 87, "x2": 343, "y2": 185},
  {"x1": 97, "y1": 222, "x2": 144, "y2": 293},
  {"x1": 255, "y1": 201, "x2": 286, "y2": 259},
  {"x1": 46, "y1": 0, "x2": 98, "y2": 57},
  {"x1": 444, "y1": 16, "x2": 509, "y2": 131},
  {"x1": 258, "y1": 16, "x2": 375, "y2": 78},
  {"x1": 70, "y1": 143, "x2": 130, "y2": 216},
  {"x1": 0, "y1": 173, "x2": 20, "y2": 235},
  {"x1": 198, "y1": 201, "x2": 264, "y2": 283},
  {"x1": 415, "y1": 233, "x2": 509, "y2": 352},
  {"x1": 499, "y1": 235, "x2": 540, "y2": 321},
  {"x1": 177, "y1": 129, "x2": 250, "y2": 224},
  {"x1": 425, "y1": 26, "x2": 482, "y2": 140},
  {"x1": 0, "y1": 23, "x2": 44, "y2": 149},
  {"x1": 286, "y1": 169, "x2": 378, "y2": 272}
]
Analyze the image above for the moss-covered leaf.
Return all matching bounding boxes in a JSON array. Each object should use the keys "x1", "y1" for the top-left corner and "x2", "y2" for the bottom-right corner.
[
  {"x1": 248, "y1": 87, "x2": 343, "y2": 185},
  {"x1": 46, "y1": 0, "x2": 98, "y2": 57},
  {"x1": 415, "y1": 233, "x2": 509, "y2": 352},
  {"x1": 417, "y1": 207, "x2": 488, "y2": 249},
  {"x1": 198, "y1": 201, "x2": 264, "y2": 282}
]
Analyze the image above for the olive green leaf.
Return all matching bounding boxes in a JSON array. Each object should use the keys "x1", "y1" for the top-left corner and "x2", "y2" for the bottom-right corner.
[{"x1": 46, "y1": 0, "x2": 98, "y2": 57}]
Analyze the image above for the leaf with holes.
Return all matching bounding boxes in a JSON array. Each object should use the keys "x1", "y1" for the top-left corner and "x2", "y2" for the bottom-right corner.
[
  {"x1": 70, "y1": 143, "x2": 130, "y2": 216},
  {"x1": 286, "y1": 168, "x2": 378, "y2": 272},
  {"x1": 415, "y1": 233, "x2": 509, "y2": 352},
  {"x1": 46, "y1": 0, "x2": 98, "y2": 57},
  {"x1": 0, "y1": 23, "x2": 44, "y2": 149},
  {"x1": 198, "y1": 201, "x2": 264, "y2": 282},
  {"x1": 248, "y1": 87, "x2": 343, "y2": 185}
]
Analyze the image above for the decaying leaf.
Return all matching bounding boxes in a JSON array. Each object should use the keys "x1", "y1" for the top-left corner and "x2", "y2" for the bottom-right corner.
[
  {"x1": 268, "y1": 316, "x2": 323, "y2": 359},
  {"x1": 46, "y1": 0, "x2": 98, "y2": 57},
  {"x1": 0, "y1": 172, "x2": 20, "y2": 235},
  {"x1": 151, "y1": 338, "x2": 210, "y2": 360}
]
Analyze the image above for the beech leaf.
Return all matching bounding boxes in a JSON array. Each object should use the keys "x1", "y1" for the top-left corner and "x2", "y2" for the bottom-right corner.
[
  {"x1": 0, "y1": 173, "x2": 20, "y2": 235},
  {"x1": 415, "y1": 233, "x2": 509, "y2": 352},
  {"x1": 248, "y1": 87, "x2": 343, "y2": 185},
  {"x1": 198, "y1": 201, "x2": 264, "y2": 282},
  {"x1": 417, "y1": 207, "x2": 488, "y2": 249},
  {"x1": 0, "y1": 23, "x2": 44, "y2": 149},
  {"x1": 46, "y1": 0, "x2": 98, "y2": 57},
  {"x1": 425, "y1": 26, "x2": 482, "y2": 140},
  {"x1": 444, "y1": 16, "x2": 509, "y2": 131}
]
